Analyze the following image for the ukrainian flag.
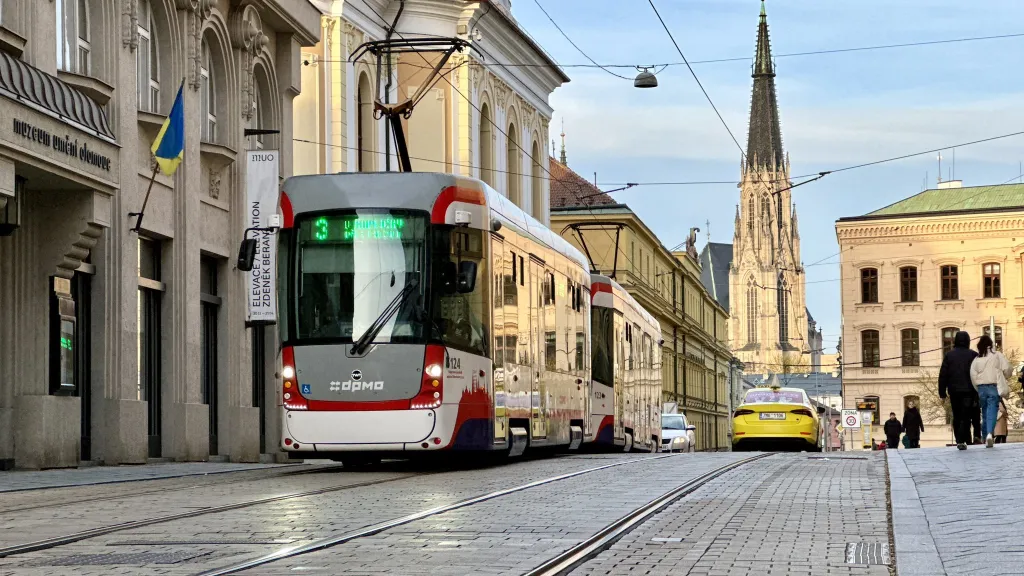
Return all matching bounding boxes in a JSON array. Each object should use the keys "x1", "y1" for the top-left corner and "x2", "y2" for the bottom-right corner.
[{"x1": 151, "y1": 82, "x2": 185, "y2": 175}]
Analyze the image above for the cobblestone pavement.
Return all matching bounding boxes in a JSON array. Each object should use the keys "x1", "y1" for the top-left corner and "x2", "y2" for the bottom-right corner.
[
  {"x1": 892, "y1": 442, "x2": 1024, "y2": 576},
  {"x1": 0, "y1": 462, "x2": 304, "y2": 493},
  {"x1": 574, "y1": 453, "x2": 891, "y2": 576},
  {"x1": 0, "y1": 453, "x2": 676, "y2": 575}
]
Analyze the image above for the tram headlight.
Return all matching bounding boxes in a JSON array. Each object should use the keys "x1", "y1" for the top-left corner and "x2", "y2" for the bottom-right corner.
[
  {"x1": 425, "y1": 364, "x2": 442, "y2": 379},
  {"x1": 282, "y1": 366, "x2": 295, "y2": 380}
]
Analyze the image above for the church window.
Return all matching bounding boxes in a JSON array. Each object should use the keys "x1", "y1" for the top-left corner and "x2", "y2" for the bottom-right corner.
[
  {"x1": 746, "y1": 279, "x2": 757, "y2": 344},
  {"x1": 777, "y1": 276, "x2": 789, "y2": 343},
  {"x1": 760, "y1": 194, "x2": 770, "y2": 228},
  {"x1": 747, "y1": 195, "x2": 754, "y2": 234}
]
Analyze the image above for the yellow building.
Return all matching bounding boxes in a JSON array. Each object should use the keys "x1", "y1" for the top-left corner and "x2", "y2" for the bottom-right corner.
[
  {"x1": 550, "y1": 159, "x2": 735, "y2": 451},
  {"x1": 293, "y1": 0, "x2": 566, "y2": 223},
  {"x1": 836, "y1": 181, "x2": 1024, "y2": 447}
]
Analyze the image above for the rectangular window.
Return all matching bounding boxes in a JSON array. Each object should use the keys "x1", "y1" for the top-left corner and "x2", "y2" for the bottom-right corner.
[
  {"x1": 900, "y1": 267, "x2": 917, "y2": 302},
  {"x1": 861, "y1": 329, "x2": 879, "y2": 368},
  {"x1": 942, "y1": 327, "x2": 958, "y2": 355},
  {"x1": 544, "y1": 331, "x2": 556, "y2": 371},
  {"x1": 575, "y1": 331, "x2": 585, "y2": 372},
  {"x1": 983, "y1": 263, "x2": 1001, "y2": 298},
  {"x1": 901, "y1": 328, "x2": 919, "y2": 367},
  {"x1": 941, "y1": 265, "x2": 959, "y2": 300},
  {"x1": 200, "y1": 257, "x2": 220, "y2": 455},
  {"x1": 860, "y1": 268, "x2": 878, "y2": 303}
]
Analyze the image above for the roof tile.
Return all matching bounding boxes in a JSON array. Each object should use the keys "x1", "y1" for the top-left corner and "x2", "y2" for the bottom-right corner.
[{"x1": 549, "y1": 158, "x2": 617, "y2": 208}]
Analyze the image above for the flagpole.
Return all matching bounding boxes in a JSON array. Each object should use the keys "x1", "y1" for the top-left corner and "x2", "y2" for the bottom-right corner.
[{"x1": 129, "y1": 164, "x2": 160, "y2": 233}]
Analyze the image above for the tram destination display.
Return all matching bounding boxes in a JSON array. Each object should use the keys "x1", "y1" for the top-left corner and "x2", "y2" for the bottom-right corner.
[{"x1": 310, "y1": 215, "x2": 407, "y2": 242}]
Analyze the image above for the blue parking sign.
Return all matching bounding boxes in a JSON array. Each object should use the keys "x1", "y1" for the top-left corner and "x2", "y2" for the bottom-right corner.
[{"x1": 301, "y1": 384, "x2": 311, "y2": 395}]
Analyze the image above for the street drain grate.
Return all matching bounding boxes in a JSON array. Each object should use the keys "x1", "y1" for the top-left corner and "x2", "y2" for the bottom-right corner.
[
  {"x1": 109, "y1": 539, "x2": 293, "y2": 546},
  {"x1": 24, "y1": 551, "x2": 212, "y2": 566},
  {"x1": 846, "y1": 542, "x2": 890, "y2": 565}
]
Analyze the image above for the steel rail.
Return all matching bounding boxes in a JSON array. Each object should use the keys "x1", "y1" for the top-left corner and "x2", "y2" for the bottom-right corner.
[
  {"x1": 0, "y1": 471, "x2": 420, "y2": 558},
  {"x1": 199, "y1": 454, "x2": 676, "y2": 576},
  {"x1": 523, "y1": 453, "x2": 774, "y2": 576},
  {"x1": 0, "y1": 464, "x2": 349, "y2": 515}
]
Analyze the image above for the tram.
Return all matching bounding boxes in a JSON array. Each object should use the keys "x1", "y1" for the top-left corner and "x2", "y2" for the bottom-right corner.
[
  {"x1": 589, "y1": 275, "x2": 662, "y2": 453},
  {"x1": 248, "y1": 172, "x2": 664, "y2": 463}
]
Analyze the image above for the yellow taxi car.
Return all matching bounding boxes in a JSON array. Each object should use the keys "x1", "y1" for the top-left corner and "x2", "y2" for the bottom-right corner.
[{"x1": 732, "y1": 386, "x2": 824, "y2": 452}]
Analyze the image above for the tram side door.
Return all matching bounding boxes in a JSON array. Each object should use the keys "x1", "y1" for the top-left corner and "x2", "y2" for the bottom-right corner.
[
  {"x1": 530, "y1": 257, "x2": 547, "y2": 440},
  {"x1": 614, "y1": 311, "x2": 625, "y2": 440}
]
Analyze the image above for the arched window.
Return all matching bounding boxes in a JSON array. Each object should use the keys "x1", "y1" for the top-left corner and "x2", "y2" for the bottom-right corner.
[
  {"x1": 777, "y1": 276, "x2": 789, "y2": 343},
  {"x1": 480, "y1": 103, "x2": 493, "y2": 186},
  {"x1": 357, "y1": 73, "x2": 373, "y2": 171},
  {"x1": 861, "y1": 330, "x2": 880, "y2": 368},
  {"x1": 760, "y1": 194, "x2": 771, "y2": 226},
  {"x1": 200, "y1": 40, "x2": 216, "y2": 142},
  {"x1": 56, "y1": 0, "x2": 91, "y2": 74},
  {"x1": 901, "y1": 328, "x2": 920, "y2": 366},
  {"x1": 506, "y1": 120, "x2": 520, "y2": 204},
  {"x1": 531, "y1": 139, "x2": 543, "y2": 219},
  {"x1": 746, "y1": 278, "x2": 757, "y2": 344},
  {"x1": 136, "y1": 0, "x2": 160, "y2": 112},
  {"x1": 252, "y1": 89, "x2": 264, "y2": 149},
  {"x1": 747, "y1": 194, "x2": 754, "y2": 235},
  {"x1": 941, "y1": 327, "x2": 958, "y2": 354}
]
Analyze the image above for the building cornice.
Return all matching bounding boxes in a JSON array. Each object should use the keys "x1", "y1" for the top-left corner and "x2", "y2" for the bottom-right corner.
[{"x1": 836, "y1": 211, "x2": 1024, "y2": 242}]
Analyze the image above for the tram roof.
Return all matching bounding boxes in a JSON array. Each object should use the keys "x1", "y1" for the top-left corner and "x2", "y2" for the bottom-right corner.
[
  {"x1": 590, "y1": 273, "x2": 660, "y2": 333},
  {"x1": 281, "y1": 172, "x2": 591, "y2": 273}
]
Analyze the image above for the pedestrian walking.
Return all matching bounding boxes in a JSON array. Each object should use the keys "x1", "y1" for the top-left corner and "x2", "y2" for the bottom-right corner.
[
  {"x1": 883, "y1": 412, "x2": 901, "y2": 449},
  {"x1": 994, "y1": 399, "x2": 1008, "y2": 444},
  {"x1": 938, "y1": 330, "x2": 978, "y2": 450},
  {"x1": 969, "y1": 334, "x2": 1013, "y2": 448},
  {"x1": 902, "y1": 401, "x2": 924, "y2": 448}
]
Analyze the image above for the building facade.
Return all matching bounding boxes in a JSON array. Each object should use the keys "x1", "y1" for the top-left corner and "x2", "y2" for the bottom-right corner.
[
  {"x1": 549, "y1": 159, "x2": 736, "y2": 451},
  {"x1": 0, "y1": 0, "x2": 320, "y2": 469},
  {"x1": 699, "y1": 3, "x2": 820, "y2": 376},
  {"x1": 836, "y1": 181, "x2": 1024, "y2": 448},
  {"x1": 294, "y1": 0, "x2": 566, "y2": 224}
]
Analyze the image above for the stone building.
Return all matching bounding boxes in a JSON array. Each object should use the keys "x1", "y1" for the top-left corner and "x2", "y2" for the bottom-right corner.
[
  {"x1": 293, "y1": 0, "x2": 566, "y2": 224},
  {"x1": 699, "y1": 2, "x2": 820, "y2": 375},
  {"x1": 549, "y1": 158, "x2": 736, "y2": 451},
  {"x1": 836, "y1": 181, "x2": 1024, "y2": 447},
  {"x1": 0, "y1": 0, "x2": 320, "y2": 469}
]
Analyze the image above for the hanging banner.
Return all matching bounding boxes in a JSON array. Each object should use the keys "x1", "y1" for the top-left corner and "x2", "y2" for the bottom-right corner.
[{"x1": 246, "y1": 150, "x2": 280, "y2": 325}]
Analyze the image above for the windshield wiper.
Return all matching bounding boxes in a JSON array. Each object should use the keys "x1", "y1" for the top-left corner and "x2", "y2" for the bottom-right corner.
[{"x1": 349, "y1": 277, "x2": 420, "y2": 356}]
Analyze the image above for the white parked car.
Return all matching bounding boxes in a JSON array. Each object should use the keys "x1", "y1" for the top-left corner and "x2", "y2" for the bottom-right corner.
[{"x1": 661, "y1": 413, "x2": 696, "y2": 453}]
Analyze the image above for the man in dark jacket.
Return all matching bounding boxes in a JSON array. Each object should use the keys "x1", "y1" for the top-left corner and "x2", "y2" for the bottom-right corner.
[
  {"x1": 884, "y1": 413, "x2": 902, "y2": 449},
  {"x1": 938, "y1": 330, "x2": 978, "y2": 450},
  {"x1": 902, "y1": 401, "x2": 924, "y2": 448}
]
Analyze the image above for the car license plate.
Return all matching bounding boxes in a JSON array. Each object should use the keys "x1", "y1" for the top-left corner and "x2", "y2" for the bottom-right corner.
[{"x1": 759, "y1": 413, "x2": 786, "y2": 420}]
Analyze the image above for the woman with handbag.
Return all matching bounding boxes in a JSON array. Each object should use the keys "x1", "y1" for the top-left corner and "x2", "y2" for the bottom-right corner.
[{"x1": 970, "y1": 335, "x2": 1014, "y2": 448}]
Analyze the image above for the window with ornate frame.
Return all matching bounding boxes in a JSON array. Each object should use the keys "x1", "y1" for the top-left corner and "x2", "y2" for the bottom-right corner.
[
  {"x1": 941, "y1": 326, "x2": 958, "y2": 354},
  {"x1": 983, "y1": 262, "x2": 1001, "y2": 298},
  {"x1": 983, "y1": 325, "x2": 1003, "y2": 349},
  {"x1": 899, "y1": 266, "x2": 917, "y2": 302},
  {"x1": 860, "y1": 268, "x2": 878, "y2": 303},
  {"x1": 56, "y1": 0, "x2": 91, "y2": 75},
  {"x1": 940, "y1": 265, "x2": 959, "y2": 300},
  {"x1": 861, "y1": 329, "x2": 880, "y2": 368},
  {"x1": 136, "y1": 0, "x2": 160, "y2": 112},
  {"x1": 901, "y1": 328, "x2": 920, "y2": 366},
  {"x1": 200, "y1": 41, "x2": 216, "y2": 142}
]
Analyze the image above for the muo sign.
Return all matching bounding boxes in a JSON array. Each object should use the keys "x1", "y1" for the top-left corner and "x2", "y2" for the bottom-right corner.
[{"x1": 246, "y1": 150, "x2": 279, "y2": 324}]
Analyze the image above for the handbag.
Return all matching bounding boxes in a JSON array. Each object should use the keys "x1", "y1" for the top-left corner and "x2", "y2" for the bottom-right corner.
[
  {"x1": 901, "y1": 435, "x2": 909, "y2": 448},
  {"x1": 997, "y1": 353, "x2": 1011, "y2": 398}
]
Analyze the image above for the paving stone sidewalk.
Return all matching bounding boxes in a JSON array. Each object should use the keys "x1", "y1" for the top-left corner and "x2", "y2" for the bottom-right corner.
[
  {"x1": 575, "y1": 453, "x2": 891, "y2": 576},
  {"x1": 891, "y1": 442, "x2": 1024, "y2": 576}
]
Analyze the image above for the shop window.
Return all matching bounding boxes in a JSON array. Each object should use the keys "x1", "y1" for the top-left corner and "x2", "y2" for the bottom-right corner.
[
  {"x1": 941, "y1": 265, "x2": 959, "y2": 300},
  {"x1": 860, "y1": 268, "x2": 878, "y2": 303},
  {"x1": 900, "y1": 267, "x2": 917, "y2": 302},
  {"x1": 901, "y1": 328, "x2": 919, "y2": 367},
  {"x1": 136, "y1": 0, "x2": 160, "y2": 112},
  {"x1": 983, "y1": 263, "x2": 1001, "y2": 298},
  {"x1": 861, "y1": 330, "x2": 879, "y2": 368}
]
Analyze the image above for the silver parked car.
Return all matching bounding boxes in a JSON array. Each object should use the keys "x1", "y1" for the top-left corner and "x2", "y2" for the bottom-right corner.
[{"x1": 661, "y1": 413, "x2": 696, "y2": 453}]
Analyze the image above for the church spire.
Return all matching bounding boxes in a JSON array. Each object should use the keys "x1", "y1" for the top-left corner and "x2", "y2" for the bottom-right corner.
[
  {"x1": 559, "y1": 118, "x2": 567, "y2": 165},
  {"x1": 746, "y1": 1, "x2": 784, "y2": 170}
]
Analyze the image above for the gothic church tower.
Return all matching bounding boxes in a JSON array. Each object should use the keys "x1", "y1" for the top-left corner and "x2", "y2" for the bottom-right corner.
[{"x1": 728, "y1": 2, "x2": 809, "y2": 373}]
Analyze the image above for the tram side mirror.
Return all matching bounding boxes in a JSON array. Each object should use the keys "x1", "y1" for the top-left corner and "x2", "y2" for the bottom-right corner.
[
  {"x1": 816, "y1": 406, "x2": 826, "y2": 415},
  {"x1": 457, "y1": 260, "x2": 477, "y2": 293},
  {"x1": 237, "y1": 238, "x2": 258, "y2": 271}
]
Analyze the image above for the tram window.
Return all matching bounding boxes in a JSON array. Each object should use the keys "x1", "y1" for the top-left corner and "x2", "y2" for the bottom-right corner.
[
  {"x1": 575, "y1": 331, "x2": 585, "y2": 371},
  {"x1": 545, "y1": 331, "x2": 556, "y2": 370},
  {"x1": 492, "y1": 245, "x2": 503, "y2": 366},
  {"x1": 434, "y1": 226, "x2": 488, "y2": 356},
  {"x1": 591, "y1": 307, "x2": 614, "y2": 386}
]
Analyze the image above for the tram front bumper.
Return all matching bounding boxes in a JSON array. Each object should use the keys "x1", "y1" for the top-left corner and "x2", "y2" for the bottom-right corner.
[{"x1": 283, "y1": 407, "x2": 447, "y2": 452}]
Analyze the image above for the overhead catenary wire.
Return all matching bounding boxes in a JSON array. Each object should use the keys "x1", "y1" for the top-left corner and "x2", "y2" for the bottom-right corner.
[{"x1": 529, "y1": 0, "x2": 633, "y2": 81}]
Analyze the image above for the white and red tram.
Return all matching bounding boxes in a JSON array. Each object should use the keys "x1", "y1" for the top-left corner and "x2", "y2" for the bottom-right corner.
[
  {"x1": 263, "y1": 172, "x2": 663, "y2": 463},
  {"x1": 589, "y1": 275, "x2": 662, "y2": 452}
]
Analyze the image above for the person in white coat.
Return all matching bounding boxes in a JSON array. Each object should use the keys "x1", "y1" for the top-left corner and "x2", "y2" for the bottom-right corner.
[{"x1": 970, "y1": 335, "x2": 1014, "y2": 448}]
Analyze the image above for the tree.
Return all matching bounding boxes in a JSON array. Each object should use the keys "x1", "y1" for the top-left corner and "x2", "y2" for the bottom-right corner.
[{"x1": 764, "y1": 351, "x2": 810, "y2": 375}]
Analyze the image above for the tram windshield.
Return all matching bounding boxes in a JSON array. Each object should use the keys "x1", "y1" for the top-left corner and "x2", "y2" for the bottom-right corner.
[{"x1": 294, "y1": 209, "x2": 489, "y2": 356}]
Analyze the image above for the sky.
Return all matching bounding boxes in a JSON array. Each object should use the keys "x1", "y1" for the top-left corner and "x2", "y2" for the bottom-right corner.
[{"x1": 505, "y1": 0, "x2": 1024, "y2": 352}]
